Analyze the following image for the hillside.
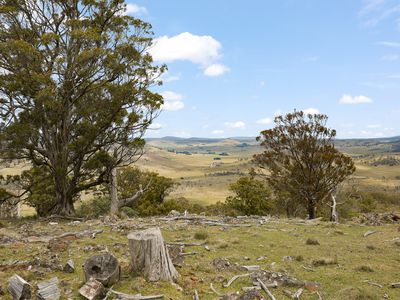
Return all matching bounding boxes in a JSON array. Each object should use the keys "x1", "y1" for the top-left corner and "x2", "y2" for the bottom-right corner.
[{"x1": 135, "y1": 136, "x2": 400, "y2": 205}]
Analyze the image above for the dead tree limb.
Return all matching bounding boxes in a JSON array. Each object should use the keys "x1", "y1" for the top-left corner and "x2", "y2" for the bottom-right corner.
[{"x1": 257, "y1": 278, "x2": 276, "y2": 300}]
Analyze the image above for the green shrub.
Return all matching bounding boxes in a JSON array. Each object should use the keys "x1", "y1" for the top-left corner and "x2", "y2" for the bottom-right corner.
[
  {"x1": 76, "y1": 197, "x2": 111, "y2": 218},
  {"x1": 194, "y1": 231, "x2": 209, "y2": 240},
  {"x1": 225, "y1": 176, "x2": 272, "y2": 216}
]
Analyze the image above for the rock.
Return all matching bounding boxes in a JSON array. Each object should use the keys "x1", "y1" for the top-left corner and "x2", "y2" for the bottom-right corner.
[{"x1": 168, "y1": 210, "x2": 180, "y2": 217}]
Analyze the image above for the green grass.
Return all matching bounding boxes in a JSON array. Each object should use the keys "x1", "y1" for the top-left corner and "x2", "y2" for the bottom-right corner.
[{"x1": 0, "y1": 218, "x2": 399, "y2": 299}]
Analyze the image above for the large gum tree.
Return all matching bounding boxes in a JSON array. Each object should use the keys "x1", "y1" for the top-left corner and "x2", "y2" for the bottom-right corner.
[{"x1": 0, "y1": 0, "x2": 164, "y2": 215}]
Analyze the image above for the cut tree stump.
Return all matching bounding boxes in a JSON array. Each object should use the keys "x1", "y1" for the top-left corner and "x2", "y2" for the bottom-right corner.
[
  {"x1": 8, "y1": 274, "x2": 31, "y2": 300},
  {"x1": 127, "y1": 227, "x2": 179, "y2": 282},
  {"x1": 36, "y1": 277, "x2": 60, "y2": 300},
  {"x1": 83, "y1": 253, "x2": 120, "y2": 287}
]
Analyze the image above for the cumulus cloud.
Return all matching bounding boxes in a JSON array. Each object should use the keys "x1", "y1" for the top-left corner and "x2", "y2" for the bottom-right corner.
[
  {"x1": 203, "y1": 64, "x2": 230, "y2": 77},
  {"x1": 149, "y1": 32, "x2": 221, "y2": 65},
  {"x1": 149, "y1": 32, "x2": 229, "y2": 77},
  {"x1": 225, "y1": 121, "x2": 245, "y2": 129},
  {"x1": 256, "y1": 118, "x2": 273, "y2": 125},
  {"x1": 339, "y1": 94, "x2": 373, "y2": 104},
  {"x1": 160, "y1": 91, "x2": 185, "y2": 111},
  {"x1": 211, "y1": 130, "x2": 224, "y2": 134},
  {"x1": 302, "y1": 108, "x2": 320, "y2": 114},
  {"x1": 125, "y1": 3, "x2": 147, "y2": 15}
]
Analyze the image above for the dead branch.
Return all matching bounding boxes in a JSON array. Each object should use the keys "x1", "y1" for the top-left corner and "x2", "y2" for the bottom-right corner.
[
  {"x1": 256, "y1": 278, "x2": 277, "y2": 300},
  {"x1": 223, "y1": 273, "x2": 253, "y2": 288}
]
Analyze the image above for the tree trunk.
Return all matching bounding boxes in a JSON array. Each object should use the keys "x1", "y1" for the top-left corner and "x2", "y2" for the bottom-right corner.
[
  {"x1": 307, "y1": 202, "x2": 316, "y2": 219},
  {"x1": 109, "y1": 167, "x2": 145, "y2": 214},
  {"x1": 8, "y1": 274, "x2": 31, "y2": 300},
  {"x1": 51, "y1": 172, "x2": 75, "y2": 216},
  {"x1": 110, "y1": 168, "x2": 119, "y2": 214},
  {"x1": 127, "y1": 227, "x2": 179, "y2": 282},
  {"x1": 330, "y1": 194, "x2": 339, "y2": 223}
]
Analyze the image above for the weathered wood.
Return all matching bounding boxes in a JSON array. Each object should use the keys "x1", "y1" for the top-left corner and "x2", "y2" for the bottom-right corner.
[
  {"x1": 257, "y1": 278, "x2": 276, "y2": 300},
  {"x1": 363, "y1": 230, "x2": 378, "y2": 237},
  {"x1": 83, "y1": 253, "x2": 120, "y2": 287},
  {"x1": 36, "y1": 277, "x2": 60, "y2": 300},
  {"x1": 127, "y1": 227, "x2": 179, "y2": 282},
  {"x1": 223, "y1": 273, "x2": 252, "y2": 288},
  {"x1": 79, "y1": 278, "x2": 105, "y2": 300},
  {"x1": 391, "y1": 282, "x2": 400, "y2": 288},
  {"x1": 63, "y1": 259, "x2": 75, "y2": 273},
  {"x1": 8, "y1": 274, "x2": 31, "y2": 300}
]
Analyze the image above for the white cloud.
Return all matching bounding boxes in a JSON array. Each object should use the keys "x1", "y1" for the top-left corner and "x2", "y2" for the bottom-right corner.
[
  {"x1": 161, "y1": 71, "x2": 180, "y2": 83},
  {"x1": 256, "y1": 118, "x2": 273, "y2": 125},
  {"x1": 203, "y1": 64, "x2": 230, "y2": 77},
  {"x1": 339, "y1": 94, "x2": 373, "y2": 104},
  {"x1": 377, "y1": 41, "x2": 400, "y2": 47},
  {"x1": 225, "y1": 121, "x2": 245, "y2": 129},
  {"x1": 359, "y1": 0, "x2": 386, "y2": 16},
  {"x1": 367, "y1": 124, "x2": 382, "y2": 128},
  {"x1": 125, "y1": 3, "x2": 147, "y2": 15},
  {"x1": 149, "y1": 32, "x2": 222, "y2": 65},
  {"x1": 359, "y1": 1, "x2": 400, "y2": 27},
  {"x1": 160, "y1": 91, "x2": 185, "y2": 111},
  {"x1": 388, "y1": 73, "x2": 400, "y2": 79},
  {"x1": 149, "y1": 32, "x2": 229, "y2": 77},
  {"x1": 302, "y1": 108, "x2": 320, "y2": 115},
  {"x1": 211, "y1": 130, "x2": 224, "y2": 134}
]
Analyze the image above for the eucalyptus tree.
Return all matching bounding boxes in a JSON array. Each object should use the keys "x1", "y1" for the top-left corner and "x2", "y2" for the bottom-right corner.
[
  {"x1": 0, "y1": 0, "x2": 164, "y2": 215},
  {"x1": 253, "y1": 111, "x2": 355, "y2": 219}
]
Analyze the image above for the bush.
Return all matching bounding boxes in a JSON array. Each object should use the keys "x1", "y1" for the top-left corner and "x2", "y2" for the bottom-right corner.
[
  {"x1": 225, "y1": 176, "x2": 272, "y2": 216},
  {"x1": 76, "y1": 197, "x2": 111, "y2": 218}
]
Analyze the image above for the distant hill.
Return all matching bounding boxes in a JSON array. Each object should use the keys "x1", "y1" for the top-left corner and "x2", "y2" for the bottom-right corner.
[{"x1": 146, "y1": 136, "x2": 400, "y2": 155}]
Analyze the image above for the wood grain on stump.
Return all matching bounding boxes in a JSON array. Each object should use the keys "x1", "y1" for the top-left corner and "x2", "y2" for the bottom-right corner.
[
  {"x1": 127, "y1": 227, "x2": 179, "y2": 282},
  {"x1": 83, "y1": 253, "x2": 120, "y2": 287}
]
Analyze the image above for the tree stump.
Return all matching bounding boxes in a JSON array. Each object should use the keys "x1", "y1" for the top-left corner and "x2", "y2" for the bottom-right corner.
[
  {"x1": 83, "y1": 253, "x2": 120, "y2": 287},
  {"x1": 36, "y1": 277, "x2": 60, "y2": 300},
  {"x1": 127, "y1": 227, "x2": 179, "y2": 282},
  {"x1": 79, "y1": 278, "x2": 105, "y2": 300},
  {"x1": 8, "y1": 274, "x2": 31, "y2": 300}
]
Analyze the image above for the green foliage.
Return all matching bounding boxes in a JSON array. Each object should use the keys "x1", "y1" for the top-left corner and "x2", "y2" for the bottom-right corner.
[
  {"x1": 225, "y1": 175, "x2": 272, "y2": 216},
  {"x1": 0, "y1": 0, "x2": 165, "y2": 215},
  {"x1": 118, "y1": 167, "x2": 176, "y2": 206},
  {"x1": 253, "y1": 110, "x2": 356, "y2": 219},
  {"x1": 21, "y1": 167, "x2": 56, "y2": 217},
  {"x1": 76, "y1": 196, "x2": 111, "y2": 219}
]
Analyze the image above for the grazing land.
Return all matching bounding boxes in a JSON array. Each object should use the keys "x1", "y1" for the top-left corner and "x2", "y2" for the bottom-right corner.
[{"x1": 0, "y1": 215, "x2": 399, "y2": 299}]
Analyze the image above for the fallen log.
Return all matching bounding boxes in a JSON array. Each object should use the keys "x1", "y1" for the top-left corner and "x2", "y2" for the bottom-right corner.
[
  {"x1": 36, "y1": 277, "x2": 60, "y2": 300},
  {"x1": 8, "y1": 274, "x2": 31, "y2": 300},
  {"x1": 128, "y1": 227, "x2": 179, "y2": 282}
]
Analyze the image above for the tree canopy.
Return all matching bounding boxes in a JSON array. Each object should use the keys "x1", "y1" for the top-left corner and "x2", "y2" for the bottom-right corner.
[
  {"x1": 0, "y1": 0, "x2": 164, "y2": 215},
  {"x1": 253, "y1": 111, "x2": 355, "y2": 219}
]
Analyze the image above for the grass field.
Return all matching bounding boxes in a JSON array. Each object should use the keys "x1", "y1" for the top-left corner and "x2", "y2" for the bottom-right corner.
[{"x1": 0, "y1": 217, "x2": 399, "y2": 299}]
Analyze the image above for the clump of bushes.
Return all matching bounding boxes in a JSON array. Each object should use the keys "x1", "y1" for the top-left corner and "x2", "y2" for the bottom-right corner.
[
  {"x1": 306, "y1": 238, "x2": 320, "y2": 245},
  {"x1": 194, "y1": 231, "x2": 209, "y2": 240}
]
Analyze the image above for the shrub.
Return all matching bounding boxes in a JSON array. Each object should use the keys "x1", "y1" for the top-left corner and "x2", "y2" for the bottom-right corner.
[
  {"x1": 76, "y1": 197, "x2": 111, "y2": 218},
  {"x1": 225, "y1": 175, "x2": 272, "y2": 216}
]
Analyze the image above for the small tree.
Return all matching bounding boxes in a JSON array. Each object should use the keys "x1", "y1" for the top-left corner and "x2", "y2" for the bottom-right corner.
[
  {"x1": 0, "y1": 0, "x2": 164, "y2": 215},
  {"x1": 225, "y1": 174, "x2": 272, "y2": 216},
  {"x1": 253, "y1": 111, "x2": 355, "y2": 219}
]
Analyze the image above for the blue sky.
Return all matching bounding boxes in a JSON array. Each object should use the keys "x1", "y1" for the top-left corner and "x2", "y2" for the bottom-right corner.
[{"x1": 126, "y1": 0, "x2": 400, "y2": 139}]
